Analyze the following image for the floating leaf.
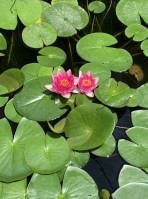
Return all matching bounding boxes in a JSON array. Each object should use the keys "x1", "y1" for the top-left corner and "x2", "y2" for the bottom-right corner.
[
  {"x1": 65, "y1": 103, "x2": 115, "y2": 150},
  {"x1": 41, "y1": 1, "x2": 51, "y2": 9},
  {"x1": 116, "y1": 0, "x2": 148, "y2": 26},
  {"x1": 125, "y1": 24, "x2": 148, "y2": 41},
  {"x1": 95, "y1": 78, "x2": 131, "y2": 107},
  {"x1": 127, "y1": 89, "x2": 142, "y2": 107},
  {"x1": 4, "y1": 98, "x2": 22, "y2": 123},
  {"x1": 22, "y1": 22, "x2": 57, "y2": 48},
  {"x1": 48, "y1": 118, "x2": 67, "y2": 133},
  {"x1": 0, "y1": 118, "x2": 44, "y2": 182},
  {"x1": 118, "y1": 127, "x2": 148, "y2": 168},
  {"x1": 42, "y1": 2, "x2": 89, "y2": 37},
  {"x1": 75, "y1": 93, "x2": 93, "y2": 106},
  {"x1": 14, "y1": 76, "x2": 67, "y2": 121},
  {"x1": 141, "y1": 39, "x2": 148, "y2": 57},
  {"x1": 88, "y1": 1, "x2": 106, "y2": 14},
  {"x1": 25, "y1": 132, "x2": 70, "y2": 174},
  {"x1": 119, "y1": 165, "x2": 148, "y2": 187},
  {"x1": 91, "y1": 135, "x2": 116, "y2": 157},
  {"x1": 79, "y1": 63, "x2": 111, "y2": 85},
  {"x1": 37, "y1": 46, "x2": 66, "y2": 67},
  {"x1": 137, "y1": 83, "x2": 148, "y2": 108},
  {"x1": 0, "y1": 33, "x2": 7, "y2": 50},
  {"x1": 51, "y1": 0, "x2": 78, "y2": 4},
  {"x1": 38, "y1": 66, "x2": 53, "y2": 76},
  {"x1": 0, "y1": 95, "x2": 8, "y2": 107},
  {"x1": 131, "y1": 110, "x2": 148, "y2": 128}
]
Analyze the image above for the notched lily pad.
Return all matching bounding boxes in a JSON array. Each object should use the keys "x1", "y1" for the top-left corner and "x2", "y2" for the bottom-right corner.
[
  {"x1": 141, "y1": 39, "x2": 148, "y2": 57},
  {"x1": 138, "y1": 83, "x2": 148, "y2": 108},
  {"x1": 88, "y1": 1, "x2": 106, "y2": 14},
  {"x1": 131, "y1": 109, "x2": 148, "y2": 128}
]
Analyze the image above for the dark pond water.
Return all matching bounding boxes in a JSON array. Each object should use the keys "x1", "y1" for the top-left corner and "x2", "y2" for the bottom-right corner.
[{"x1": 0, "y1": 0, "x2": 148, "y2": 198}]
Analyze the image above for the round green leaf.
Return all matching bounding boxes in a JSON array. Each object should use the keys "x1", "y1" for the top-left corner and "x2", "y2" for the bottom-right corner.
[
  {"x1": 131, "y1": 110, "x2": 148, "y2": 128},
  {"x1": 37, "y1": 46, "x2": 67, "y2": 67},
  {"x1": 75, "y1": 93, "x2": 93, "y2": 106},
  {"x1": 118, "y1": 127, "x2": 148, "y2": 168},
  {"x1": 91, "y1": 135, "x2": 116, "y2": 157},
  {"x1": 116, "y1": 0, "x2": 148, "y2": 26},
  {"x1": 112, "y1": 183, "x2": 148, "y2": 199},
  {"x1": 51, "y1": 0, "x2": 78, "y2": 4},
  {"x1": 88, "y1": 1, "x2": 106, "y2": 14},
  {"x1": 14, "y1": 76, "x2": 67, "y2": 121},
  {"x1": 141, "y1": 39, "x2": 148, "y2": 57},
  {"x1": 0, "y1": 95, "x2": 8, "y2": 107},
  {"x1": 127, "y1": 89, "x2": 142, "y2": 107},
  {"x1": 79, "y1": 63, "x2": 111, "y2": 85},
  {"x1": 4, "y1": 98, "x2": 22, "y2": 123},
  {"x1": 0, "y1": 118, "x2": 44, "y2": 182},
  {"x1": 25, "y1": 132, "x2": 70, "y2": 174},
  {"x1": 125, "y1": 24, "x2": 148, "y2": 41},
  {"x1": 65, "y1": 103, "x2": 115, "y2": 150},
  {"x1": 95, "y1": 78, "x2": 131, "y2": 107},
  {"x1": 76, "y1": 33, "x2": 118, "y2": 63},
  {"x1": 38, "y1": 66, "x2": 53, "y2": 76},
  {"x1": 119, "y1": 165, "x2": 148, "y2": 187},
  {"x1": 22, "y1": 22, "x2": 57, "y2": 48},
  {"x1": 137, "y1": 83, "x2": 148, "y2": 108},
  {"x1": 0, "y1": 33, "x2": 7, "y2": 50},
  {"x1": 42, "y1": 2, "x2": 89, "y2": 37}
]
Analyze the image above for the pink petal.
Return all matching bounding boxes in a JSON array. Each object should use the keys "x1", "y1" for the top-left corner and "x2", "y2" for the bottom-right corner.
[
  {"x1": 79, "y1": 71, "x2": 82, "y2": 78},
  {"x1": 73, "y1": 87, "x2": 80, "y2": 93},
  {"x1": 61, "y1": 92, "x2": 71, "y2": 98},
  {"x1": 67, "y1": 69, "x2": 72, "y2": 76},
  {"x1": 52, "y1": 74, "x2": 57, "y2": 82},
  {"x1": 74, "y1": 77, "x2": 79, "y2": 85},
  {"x1": 94, "y1": 77, "x2": 99, "y2": 84},
  {"x1": 57, "y1": 69, "x2": 63, "y2": 76},
  {"x1": 45, "y1": 84, "x2": 54, "y2": 92},
  {"x1": 85, "y1": 91, "x2": 94, "y2": 97}
]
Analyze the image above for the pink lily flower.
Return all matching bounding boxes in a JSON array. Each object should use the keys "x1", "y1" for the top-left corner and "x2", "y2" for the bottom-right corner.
[
  {"x1": 77, "y1": 71, "x2": 99, "y2": 97},
  {"x1": 45, "y1": 69, "x2": 79, "y2": 98}
]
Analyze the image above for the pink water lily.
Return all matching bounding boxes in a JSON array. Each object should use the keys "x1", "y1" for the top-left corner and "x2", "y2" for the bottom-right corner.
[
  {"x1": 77, "y1": 71, "x2": 99, "y2": 97},
  {"x1": 45, "y1": 69, "x2": 79, "y2": 98}
]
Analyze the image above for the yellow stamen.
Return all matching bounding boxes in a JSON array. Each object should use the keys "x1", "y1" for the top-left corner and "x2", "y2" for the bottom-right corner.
[
  {"x1": 82, "y1": 79, "x2": 91, "y2": 86},
  {"x1": 60, "y1": 79, "x2": 69, "y2": 86},
  {"x1": 35, "y1": 18, "x2": 41, "y2": 23}
]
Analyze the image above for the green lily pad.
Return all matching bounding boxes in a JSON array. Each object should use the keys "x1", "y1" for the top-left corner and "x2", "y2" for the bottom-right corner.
[
  {"x1": 112, "y1": 183, "x2": 148, "y2": 199},
  {"x1": 22, "y1": 22, "x2": 57, "y2": 48},
  {"x1": 53, "y1": 66, "x2": 65, "y2": 74},
  {"x1": 131, "y1": 110, "x2": 148, "y2": 128},
  {"x1": 76, "y1": 33, "x2": 117, "y2": 63},
  {"x1": 37, "y1": 46, "x2": 67, "y2": 67},
  {"x1": 137, "y1": 83, "x2": 148, "y2": 108},
  {"x1": 48, "y1": 118, "x2": 67, "y2": 133},
  {"x1": 116, "y1": 0, "x2": 148, "y2": 26},
  {"x1": 4, "y1": 98, "x2": 22, "y2": 123},
  {"x1": 41, "y1": 1, "x2": 51, "y2": 9},
  {"x1": 127, "y1": 89, "x2": 142, "y2": 107},
  {"x1": 118, "y1": 127, "x2": 148, "y2": 168},
  {"x1": 141, "y1": 39, "x2": 148, "y2": 57},
  {"x1": 14, "y1": 76, "x2": 67, "y2": 121},
  {"x1": 65, "y1": 103, "x2": 115, "y2": 150},
  {"x1": 88, "y1": 1, "x2": 106, "y2": 14},
  {"x1": 91, "y1": 135, "x2": 116, "y2": 157},
  {"x1": 79, "y1": 63, "x2": 111, "y2": 85},
  {"x1": 0, "y1": 33, "x2": 7, "y2": 50},
  {"x1": 119, "y1": 165, "x2": 148, "y2": 187},
  {"x1": 75, "y1": 93, "x2": 93, "y2": 106},
  {"x1": 25, "y1": 132, "x2": 70, "y2": 174},
  {"x1": 95, "y1": 78, "x2": 131, "y2": 107},
  {"x1": 42, "y1": 2, "x2": 89, "y2": 37},
  {"x1": 125, "y1": 24, "x2": 148, "y2": 41},
  {"x1": 38, "y1": 66, "x2": 53, "y2": 76},
  {"x1": 0, "y1": 118, "x2": 45, "y2": 182},
  {"x1": 144, "y1": 168, "x2": 148, "y2": 173},
  {"x1": 0, "y1": 95, "x2": 8, "y2": 107},
  {"x1": 51, "y1": 0, "x2": 78, "y2": 4},
  {"x1": 0, "y1": 0, "x2": 42, "y2": 30}
]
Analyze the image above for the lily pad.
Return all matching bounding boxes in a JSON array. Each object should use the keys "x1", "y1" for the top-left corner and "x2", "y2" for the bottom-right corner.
[
  {"x1": 37, "y1": 46, "x2": 67, "y2": 67},
  {"x1": 42, "y1": 2, "x2": 89, "y2": 37},
  {"x1": 131, "y1": 110, "x2": 148, "y2": 128},
  {"x1": 0, "y1": 0, "x2": 42, "y2": 30},
  {"x1": 25, "y1": 132, "x2": 70, "y2": 174},
  {"x1": 119, "y1": 165, "x2": 148, "y2": 187},
  {"x1": 79, "y1": 63, "x2": 111, "y2": 85},
  {"x1": 137, "y1": 83, "x2": 148, "y2": 108},
  {"x1": 125, "y1": 24, "x2": 148, "y2": 41},
  {"x1": 118, "y1": 127, "x2": 148, "y2": 168},
  {"x1": 141, "y1": 39, "x2": 148, "y2": 57},
  {"x1": 14, "y1": 76, "x2": 67, "y2": 121},
  {"x1": 4, "y1": 98, "x2": 22, "y2": 123},
  {"x1": 0, "y1": 95, "x2": 8, "y2": 107},
  {"x1": 0, "y1": 118, "x2": 45, "y2": 182},
  {"x1": 0, "y1": 33, "x2": 7, "y2": 50},
  {"x1": 75, "y1": 93, "x2": 93, "y2": 106},
  {"x1": 65, "y1": 103, "x2": 115, "y2": 150},
  {"x1": 95, "y1": 78, "x2": 131, "y2": 107},
  {"x1": 116, "y1": 0, "x2": 148, "y2": 26},
  {"x1": 22, "y1": 22, "x2": 57, "y2": 48},
  {"x1": 88, "y1": 1, "x2": 106, "y2": 14},
  {"x1": 52, "y1": 0, "x2": 78, "y2": 4},
  {"x1": 91, "y1": 135, "x2": 116, "y2": 157},
  {"x1": 127, "y1": 89, "x2": 142, "y2": 107},
  {"x1": 38, "y1": 66, "x2": 53, "y2": 76}
]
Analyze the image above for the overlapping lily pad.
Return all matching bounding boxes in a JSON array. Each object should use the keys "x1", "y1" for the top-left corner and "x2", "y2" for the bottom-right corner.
[
  {"x1": 51, "y1": 0, "x2": 78, "y2": 4},
  {"x1": 42, "y1": 2, "x2": 89, "y2": 37},
  {"x1": 137, "y1": 83, "x2": 148, "y2": 108},
  {"x1": 131, "y1": 110, "x2": 148, "y2": 128},
  {"x1": 65, "y1": 103, "x2": 115, "y2": 150},
  {"x1": 116, "y1": 0, "x2": 148, "y2": 26},
  {"x1": 0, "y1": 0, "x2": 42, "y2": 30},
  {"x1": 0, "y1": 96, "x2": 8, "y2": 107},
  {"x1": 127, "y1": 89, "x2": 142, "y2": 107},
  {"x1": 0, "y1": 33, "x2": 7, "y2": 50},
  {"x1": 14, "y1": 76, "x2": 67, "y2": 121},
  {"x1": 22, "y1": 22, "x2": 57, "y2": 48},
  {"x1": 118, "y1": 127, "x2": 148, "y2": 168},
  {"x1": 95, "y1": 78, "x2": 131, "y2": 107},
  {"x1": 141, "y1": 39, "x2": 148, "y2": 57},
  {"x1": 37, "y1": 46, "x2": 67, "y2": 67},
  {"x1": 25, "y1": 132, "x2": 70, "y2": 174},
  {"x1": 88, "y1": 1, "x2": 106, "y2": 14},
  {"x1": 0, "y1": 118, "x2": 45, "y2": 182}
]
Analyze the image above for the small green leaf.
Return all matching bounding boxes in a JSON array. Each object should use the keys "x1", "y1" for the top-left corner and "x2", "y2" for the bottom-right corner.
[
  {"x1": 137, "y1": 83, "x2": 148, "y2": 108},
  {"x1": 0, "y1": 33, "x2": 7, "y2": 50},
  {"x1": 127, "y1": 89, "x2": 142, "y2": 107},
  {"x1": 0, "y1": 95, "x2": 8, "y2": 107},
  {"x1": 141, "y1": 39, "x2": 148, "y2": 57},
  {"x1": 131, "y1": 110, "x2": 148, "y2": 128},
  {"x1": 88, "y1": 1, "x2": 106, "y2": 14}
]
